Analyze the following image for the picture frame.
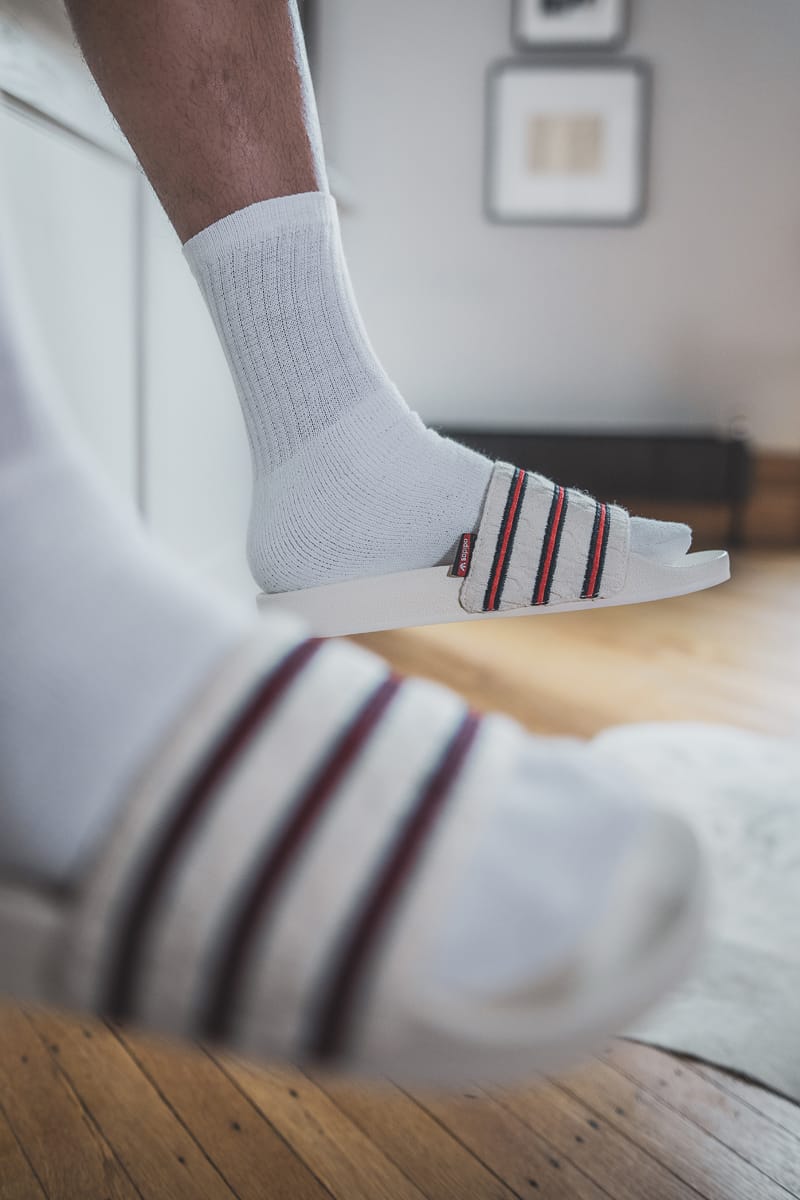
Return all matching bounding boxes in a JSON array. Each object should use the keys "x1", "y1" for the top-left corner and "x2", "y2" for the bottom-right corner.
[
  {"x1": 484, "y1": 59, "x2": 650, "y2": 227},
  {"x1": 512, "y1": 0, "x2": 630, "y2": 51}
]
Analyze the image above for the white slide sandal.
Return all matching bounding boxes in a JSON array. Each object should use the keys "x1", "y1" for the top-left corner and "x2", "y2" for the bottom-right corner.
[{"x1": 258, "y1": 462, "x2": 730, "y2": 637}]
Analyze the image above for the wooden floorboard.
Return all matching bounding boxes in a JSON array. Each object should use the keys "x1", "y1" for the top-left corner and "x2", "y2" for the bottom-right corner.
[
  {"x1": 312, "y1": 1072, "x2": 519, "y2": 1200},
  {"x1": 24, "y1": 1009, "x2": 237, "y2": 1199},
  {"x1": 217, "y1": 1054, "x2": 428, "y2": 1200},
  {"x1": 601, "y1": 1041, "x2": 800, "y2": 1194},
  {"x1": 0, "y1": 1107, "x2": 47, "y2": 1200},
  {"x1": 1, "y1": 549, "x2": 798, "y2": 1198},
  {"x1": 549, "y1": 1063, "x2": 791, "y2": 1200},
  {"x1": 113, "y1": 1028, "x2": 331, "y2": 1200},
  {"x1": 0, "y1": 1007, "x2": 137, "y2": 1200},
  {"x1": 407, "y1": 1082, "x2": 612, "y2": 1200}
]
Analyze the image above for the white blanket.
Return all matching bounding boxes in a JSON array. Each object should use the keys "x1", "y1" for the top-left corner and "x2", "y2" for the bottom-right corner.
[{"x1": 593, "y1": 723, "x2": 800, "y2": 1102}]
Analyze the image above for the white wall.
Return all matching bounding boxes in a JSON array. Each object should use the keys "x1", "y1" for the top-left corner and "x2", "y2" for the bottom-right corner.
[{"x1": 316, "y1": 0, "x2": 800, "y2": 451}]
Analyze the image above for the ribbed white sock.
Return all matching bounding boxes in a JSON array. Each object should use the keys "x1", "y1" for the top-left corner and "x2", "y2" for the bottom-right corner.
[
  {"x1": 0, "y1": 260, "x2": 247, "y2": 884},
  {"x1": 184, "y1": 192, "x2": 494, "y2": 592},
  {"x1": 184, "y1": 191, "x2": 691, "y2": 595}
]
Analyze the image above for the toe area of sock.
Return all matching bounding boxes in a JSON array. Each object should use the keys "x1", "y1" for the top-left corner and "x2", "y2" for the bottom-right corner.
[
  {"x1": 376, "y1": 805, "x2": 705, "y2": 1087},
  {"x1": 630, "y1": 516, "x2": 693, "y2": 562},
  {"x1": 583, "y1": 808, "x2": 705, "y2": 980}
]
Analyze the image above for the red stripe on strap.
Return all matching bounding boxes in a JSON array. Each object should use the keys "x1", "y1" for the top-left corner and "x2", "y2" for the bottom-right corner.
[
  {"x1": 534, "y1": 485, "x2": 565, "y2": 605},
  {"x1": 105, "y1": 637, "x2": 324, "y2": 1021},
  {"x1": 202, "y1": 673, "x2": 403, "y2": 1041},
  {"x1": 311, "y1": 710, "x2": 482, "y2": 1062},
  {"x1": 486, "y1": 469, "x2": 526, "y2": 611},
  {"x1": 585, "y1": 502, "x2": 607, "y2": 599}
]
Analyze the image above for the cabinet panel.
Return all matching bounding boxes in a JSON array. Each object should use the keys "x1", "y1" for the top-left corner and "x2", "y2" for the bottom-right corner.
[{"x1": 0, "y1": 103, "x2": 138, "y2": 497}]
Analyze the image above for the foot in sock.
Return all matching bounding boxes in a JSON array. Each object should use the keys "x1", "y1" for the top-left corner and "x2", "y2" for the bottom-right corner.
[
  {"x1": 184, "y1": 191, "x2": 691, "y2": 595},
  {"x1": 0, "y1": 262, "x2": 702, "y2": 1081}
]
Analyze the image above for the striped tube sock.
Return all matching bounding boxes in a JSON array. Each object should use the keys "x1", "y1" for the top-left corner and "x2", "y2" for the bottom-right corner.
[{"x1": 36, "y1": 627, "x2": 693, "y2": 1083}]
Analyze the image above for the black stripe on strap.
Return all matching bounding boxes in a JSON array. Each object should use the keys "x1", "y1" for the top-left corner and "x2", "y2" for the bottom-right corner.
[
  {"x1": 581, "y1": 501, "x2": 604, "y2": 599},
  {"x1": 593, "y1": 504, "x2": 611, "y2": 598},
  {"x1": 309, "y1": 709, "x2": 482, "y2": 1063},
  {"x1": 103, "y1": 637, "x2": 323, "y2": 1022},
  {"x1": 532, "y1": 484, "x2": 569, "y2": 606},
  {"x1": 494, "y1": 470, "x2": 528, "y2": 610},
  {"x1": 201, "y1": 673, "x2": 402, "y2": 1042},
  {"x1": 483, "y1": 468, "x2": 524, "y2": 612}
]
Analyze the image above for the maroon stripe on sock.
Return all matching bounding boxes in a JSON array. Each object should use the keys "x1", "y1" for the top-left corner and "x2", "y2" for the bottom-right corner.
[
  {"x1": 200, "y1": 673, "x2": 403, "y2": 1042},
  {"x1": 484, "y1": 468, "x2": 526, "y2": 612},
  {"x1": 104, "y1": 637, "x2": 323, "y2": 1022},
  {"x1": 309, "y1": 709, "x2": 482, "y2": 1064}
]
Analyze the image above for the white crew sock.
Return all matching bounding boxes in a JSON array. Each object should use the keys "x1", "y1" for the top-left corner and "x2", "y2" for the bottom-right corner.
[
  {"x1": 184, "y1": 191, "x2": 691, "y2": 595},
  {"x1": 184, "y1": 192, "x2": 493, "y2": 593},
  {"x1": 0, "y1": 256, "x2": 247, "y2": 885}
]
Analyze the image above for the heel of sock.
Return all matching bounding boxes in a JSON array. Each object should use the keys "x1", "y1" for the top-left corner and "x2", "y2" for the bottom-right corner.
[{"x1": 246, "y1": 415, "x2": 493, "y2": 595}]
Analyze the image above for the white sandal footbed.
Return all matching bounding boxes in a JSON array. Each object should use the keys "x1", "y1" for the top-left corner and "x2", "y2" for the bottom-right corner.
[
  {"x1": 257, "y1": 462, "x2": 730, "y2": 636},
  {"x1": 0, "y1": 630, "x2": 705, "y2": 1084}
]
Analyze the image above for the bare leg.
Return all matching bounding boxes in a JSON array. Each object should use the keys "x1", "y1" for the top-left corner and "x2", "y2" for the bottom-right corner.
[{"x1": 64, "y1": 0, "x2": 324, "y2": 240}]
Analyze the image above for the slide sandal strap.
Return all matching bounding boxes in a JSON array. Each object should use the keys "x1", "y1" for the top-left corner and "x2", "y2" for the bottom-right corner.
[{"x1": 459, "y1": 462, "x2": 630, "y2": 614}]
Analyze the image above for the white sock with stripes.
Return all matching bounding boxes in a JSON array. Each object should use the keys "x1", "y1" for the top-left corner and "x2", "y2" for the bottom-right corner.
[
  {"x1": 0, "y1": 259, "x2": 247, "y2": 884},
  {"x1": 184, "y1": 191, "x2": 691, "y2": 595},
  {"x1": 38, "y1": 627, "x2": 690, "y2": 1082}
]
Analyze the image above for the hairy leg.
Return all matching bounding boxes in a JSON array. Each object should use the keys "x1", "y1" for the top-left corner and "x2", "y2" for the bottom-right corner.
[{"x1": 64, "y1": 0, "x2": 324, "y2": 240}]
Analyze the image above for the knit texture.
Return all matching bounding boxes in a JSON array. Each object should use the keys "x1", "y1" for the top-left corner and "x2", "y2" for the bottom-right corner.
[{"x1": 183, "y1": 192, "x2": 494, "y2": 592}]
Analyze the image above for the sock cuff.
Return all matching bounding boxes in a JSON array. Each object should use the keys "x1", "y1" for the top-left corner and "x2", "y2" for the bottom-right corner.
[{"x1": 182, "y1": 192, "x2": 336, "y2": 262}]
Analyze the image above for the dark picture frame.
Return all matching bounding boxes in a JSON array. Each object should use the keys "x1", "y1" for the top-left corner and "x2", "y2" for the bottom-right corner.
[{"x1": 511, "y1": 0, "x2": 631, "y2": 51}]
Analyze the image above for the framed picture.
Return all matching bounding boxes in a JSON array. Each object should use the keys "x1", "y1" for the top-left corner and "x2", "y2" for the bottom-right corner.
[
  {"x1": 512, "y1": 0, "x2": 630, "y2": 50},
  {"x1": 484, "y1": 60, "x2": 649, "y2": 226}
]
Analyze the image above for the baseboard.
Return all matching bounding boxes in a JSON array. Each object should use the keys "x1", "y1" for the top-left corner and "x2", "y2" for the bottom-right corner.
[
  {"x1": 440, "y1": 428, "x2": 800, "y2": 549},
  {"x1": 742, "y1": 453, "x2": 800, "y2": 547},
  {"x1": 623, "y1": 454, "x2": 800, "y2": 548}
]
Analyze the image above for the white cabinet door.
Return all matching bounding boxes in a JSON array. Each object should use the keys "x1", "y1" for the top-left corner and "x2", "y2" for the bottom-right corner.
[
  {"x1": 142, "y1": 190, "x2": 253, "y2": 599},
  {"x1": 0, "y1": 102, "x2": 138, "y2": 498}
]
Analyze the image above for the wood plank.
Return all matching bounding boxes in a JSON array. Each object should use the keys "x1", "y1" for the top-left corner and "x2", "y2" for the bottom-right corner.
[
  {"x1": 688, "y1": 1062, "x2": 800, "y2": 1140},
  {"x1": 312, "y1": 1072, "x2": 519, "y2": 1200},
  {"x1": 114, "y1": 1027, "x2": 330, "y2": 1200},
  {"x1": 217, "y1": 1055, "x2": 427, "y2": 1200},
  {"x1": 25, "y1": 1009, "x2": 236, "y2": 1200},
  {"x1": 602, "y1": 1041, "x2": 800, "y2": 1194},
  {"x1": 552, "y1": 1057, "x2": 794, "y2": 1200},
  {"x1": 407, "y1": 1083, "x2": 610, "y2": 1200},
  {"x1": 0, "y1": 1106, "x2": 47, "y2": 1200},
  {"x1": 743, "y1": 454, "x2": 800, "y2": 547},
  {"x1": 0, "y1": 1004, "x2": 137, "y2": 1200},
  {"x1": 489, "y1": 1072, "x2": 708, "y2": 1200}
]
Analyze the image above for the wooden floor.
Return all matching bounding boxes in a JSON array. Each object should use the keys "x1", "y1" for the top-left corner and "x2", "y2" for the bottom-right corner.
[{"x1": 2, "y1": 550, "x2": 799, "y2": 1200}]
